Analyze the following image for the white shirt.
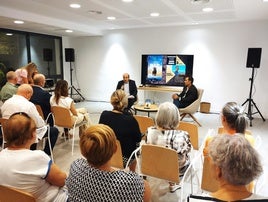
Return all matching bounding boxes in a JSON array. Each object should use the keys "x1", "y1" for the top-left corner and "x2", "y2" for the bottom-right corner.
[{"x1": 1, "y1": 94, "x2": 47, "y2": 140}]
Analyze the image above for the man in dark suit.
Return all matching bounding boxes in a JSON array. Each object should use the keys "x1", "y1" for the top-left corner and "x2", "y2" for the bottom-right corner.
[
  {"x1": 172, "y1": 76, "x2": 198, "y2": 108},
  {"x1": 30, "y1": 73, "x2": 53, "y2": 125},
  {"x1": 116, "y1": 73, "x2": 137, "y2": 110}
]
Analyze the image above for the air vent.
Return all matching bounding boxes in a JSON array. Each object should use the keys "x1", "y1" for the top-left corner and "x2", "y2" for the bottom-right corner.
[{"x1": 190, "y1": 0, "x2": 210, "y2": 4}]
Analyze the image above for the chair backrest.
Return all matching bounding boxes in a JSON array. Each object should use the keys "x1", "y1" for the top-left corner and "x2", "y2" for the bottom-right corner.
[
  {"x1": 141, "y1": 144, "x2": 179, "y2": 183},
  {"x1": 201, "y1": 156, "x2": 220, "y2": 192},
  {"x1": 179, "y1": 88, "x2": 204, "y2": 113},
  {"x1": 133, "y1": 115, "x2": 154, "y2": 134},
  {"x1": 0, "y1": 118, "x2": 8, "y2": 149},
  {"x1": 110, "y1": 140, "x2": 124, "y2": 169},
  {"x1": 177, "y1": 121, "x2": 199, "y2": 150},
  {"x1": 0, "y1": 185, "x2": 36, "y2": 202},
  {"x1": 35, "y1": 104, "x2": 44, "y2": 120},
  {"x1": 51, "y1": 106, "x2": 73, "y2": 128}
]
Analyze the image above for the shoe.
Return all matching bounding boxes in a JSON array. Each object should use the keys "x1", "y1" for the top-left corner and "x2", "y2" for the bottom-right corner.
[{"x1": 169, "y1": 183, "x2": 181, "y2": 193}]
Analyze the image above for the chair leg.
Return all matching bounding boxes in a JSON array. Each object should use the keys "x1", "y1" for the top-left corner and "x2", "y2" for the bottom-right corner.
[
  {"x1": 180, "y1": 113, "x2": 187, "y2": 121},
  {"x1": 188, "y1": 114, "x2": 202, "y2": 127}
]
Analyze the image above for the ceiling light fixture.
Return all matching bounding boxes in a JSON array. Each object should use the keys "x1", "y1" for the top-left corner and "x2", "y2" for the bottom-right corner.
[
  {"x1": 202, "y1": 7, "x2": 213, "y2": 12},
  {"x1": 122, "y1": 0, "x2": 133, "y2": 2},
  {"x1": 107, "y1": 16, "x2": 116, "y2": 20},
  {"x1": 6, "y1": 33, "x2": 13, "y2": 36},
  {"x1": 14, "y1": 20, "x2": 24, "y2": 24},
  {"x1": 150, "y1": 12, "x2": 160, "y2": 17},
  {"x1": 70, "y1": 4, "x2": 81, "y2": 8},
  {"x1": 190, "y1": 0, "x2": 210, "y2": 4},
  {"x1": 65, "y1": 29, "x2": 73, "y2": 33},
  {"x1": 263, "y1": 0, "x2": 268, "y2": 2},
  {"x1": 88, "y1": 10, "x2": 102, "y2": 15}
]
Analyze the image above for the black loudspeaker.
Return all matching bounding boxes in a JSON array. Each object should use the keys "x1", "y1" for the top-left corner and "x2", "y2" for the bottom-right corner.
[
  {"x1": 65, "y1": 48, "x2": 75, "y2": 62},
  {"x1": 43, "y1": 48, "x2": 52, "y2": 61},
  {"x1": 246, "y1": 48, "x2": 262, "y2": 68}
]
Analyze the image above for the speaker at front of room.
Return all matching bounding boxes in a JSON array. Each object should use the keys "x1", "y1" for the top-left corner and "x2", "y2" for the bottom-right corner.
[
  {"x1": 246, "y1": 48, "x2": 262, "y2": 68},
  {"x1": 43, "y1": 48, "x2": 53, "y2": 61},
  {"x1": 65, "y1": 48, "x2": 75, "y2": 62}
]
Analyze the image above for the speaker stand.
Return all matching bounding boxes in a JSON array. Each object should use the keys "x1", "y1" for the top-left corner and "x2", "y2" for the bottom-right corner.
[
  {"x1": 47, "y1": 61, "x2": 50, "y2": 77},
  {"x1": 69, "y1": 62, "x2": 85, "y2": 102},
  {"x1": 242, "y1": 67, "x2": 265, "y2": 126}
]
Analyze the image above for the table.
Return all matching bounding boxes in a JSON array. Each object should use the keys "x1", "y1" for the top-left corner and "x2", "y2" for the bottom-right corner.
[{"x1": 134, "y1": 104, "x2": 158, "y2": 117}]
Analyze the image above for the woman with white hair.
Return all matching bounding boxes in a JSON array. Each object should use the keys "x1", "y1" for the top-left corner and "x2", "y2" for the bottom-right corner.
[{"x1": 146, "y1": 102, "x2": 192, "y2": 193}]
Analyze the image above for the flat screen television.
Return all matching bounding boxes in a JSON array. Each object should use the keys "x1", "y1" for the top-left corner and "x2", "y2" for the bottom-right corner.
[{"x1": 141, "y1": 54, "x2": 194, "y2": 87}]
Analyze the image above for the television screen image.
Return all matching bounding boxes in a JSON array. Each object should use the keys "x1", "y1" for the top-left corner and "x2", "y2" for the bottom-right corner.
[{"x1": 141, "y1": 54, "x2": 194, "y2": 87}]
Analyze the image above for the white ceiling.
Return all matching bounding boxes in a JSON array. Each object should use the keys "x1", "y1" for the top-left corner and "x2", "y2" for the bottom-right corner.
[{"x1": 0, "y1": 0, "x2": 268, "y2": 37}]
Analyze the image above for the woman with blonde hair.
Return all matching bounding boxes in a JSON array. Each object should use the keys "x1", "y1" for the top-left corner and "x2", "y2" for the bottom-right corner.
[
  {"x1": 99, "y1": 89, "x2": 141, "y2": 172},
  {"x1": 15, "y1": 62, "x2": 38, "y2": 84},
  {"x1": 66, "y1": 124, "x2": 151, "y2": 202},
  {"x1": 50, "y1": 79, "x2": 91, "y2": 137}
]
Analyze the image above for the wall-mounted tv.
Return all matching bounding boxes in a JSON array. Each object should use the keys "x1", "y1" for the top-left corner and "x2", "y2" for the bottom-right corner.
[{"x1": 141, "y1": 54, "x2": 194, "y2": 87}]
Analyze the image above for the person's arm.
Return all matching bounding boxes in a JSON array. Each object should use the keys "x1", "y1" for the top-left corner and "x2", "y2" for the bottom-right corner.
[
  {"x1": 70, "y1": 101, "x2": 78, "y2": 116},
  {"x1": 181, "y1": 86, "x2": 198, "y2": 103},
  {"x1": 143, "y1": 180, "x2": 152, "y2": 202},
  {"x1": 45, "y1": 163, "x2": 67, "y2": 187},
  {"x1": 116, "y1": 81, "x2": 122, "y2": 90},
  {"x1": 131, "y1": 80, "x2": 138, "y2": 98}
]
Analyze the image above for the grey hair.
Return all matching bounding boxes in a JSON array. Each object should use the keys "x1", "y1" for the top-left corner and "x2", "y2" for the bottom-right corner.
[
  {"x1": 222, "y1": 102, "x2": 248, "y2": 134},
  {"x1": 209, "y1": 134, "x2": 263, "y2": 186},
  {"x1": 155, "y1": 102, "x2": 180, "y2": 130}
]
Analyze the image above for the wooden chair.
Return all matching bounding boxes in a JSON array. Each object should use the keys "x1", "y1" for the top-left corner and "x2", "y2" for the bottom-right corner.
[
  {"x1": 135, "y1": 144, "x2": 179, "y2": 183},
  {"x1": 179, "y1": 89, "x2": 204, "y2": 127},
  {"x1": 110, "y1": 140, "x2": 124, "y2": 169},
  {"x1": 35, "y1": 104, "x2": 54, "y2": 162},
  {"x1": 51, "y1": 106, "x2": 87, "y2": 155},
  {"x1": 0, "y1": 118, "x2": 8, "y2": 150},
  {"x1": 0, "y1": 185, "x2": 36, "y2": 202},
  {"x1": 133, "y1": 115, "x2": 154, "y2": 140},
  {"x1": 177, "y1": 121, "x2": 199, "y2": 150}
]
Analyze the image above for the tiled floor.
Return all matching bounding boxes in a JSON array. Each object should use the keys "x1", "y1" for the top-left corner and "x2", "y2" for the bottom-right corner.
[{"x1": 53, "y1": 101, "x2": 268, "y2": 202}]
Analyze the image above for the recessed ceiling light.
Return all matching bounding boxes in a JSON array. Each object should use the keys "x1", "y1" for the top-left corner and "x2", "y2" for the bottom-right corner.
[
  {"x1": 122, "y1": 0, "x2": 133, "y2": 2},
  {"x1": 107, "y1": 16, "x2": 116, "y2": 20},
  {"x1": 263, "y1": 0, "x2": 268, "y2": 2},
  {"x1": 14, "y1": 20, "x2": 24, "y2": 24},
  {"x1": 202, "y1": 7, "x2": 213, "y2": 12},
  {"x1": 6, "y1": 33, "x2": 13, "y2": 36},
  {"x1": 150, "y1": 12, "x2": 160, "y2": 17},
  {"x1": 70, "y1": 4, "x2": 81, "y2": 8},
  {"x1": 65, "y1": 30, "x2": 73, "y2": 33}
]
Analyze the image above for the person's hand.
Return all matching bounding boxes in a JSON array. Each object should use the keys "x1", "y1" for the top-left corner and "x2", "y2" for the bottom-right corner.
[{"x1": 172, "y1": 93, "x2": 178, "y2": 99}]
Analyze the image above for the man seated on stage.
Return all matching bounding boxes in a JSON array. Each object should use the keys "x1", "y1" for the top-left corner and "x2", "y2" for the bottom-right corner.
[
  {"x1": 172, "y1": 76, "x2": 198, "y2": 108},
  {"x1": 116, "y1": 73, "x2": 137, "y2": 111}
]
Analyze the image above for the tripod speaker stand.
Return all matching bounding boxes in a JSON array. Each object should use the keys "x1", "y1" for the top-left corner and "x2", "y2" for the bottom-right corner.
[
  {"x1": 242, "y1": 48, "x2": 265, "y2": 126},
  {"x1": 68, "y1": 61, "x2": 85, "y2": 101}
]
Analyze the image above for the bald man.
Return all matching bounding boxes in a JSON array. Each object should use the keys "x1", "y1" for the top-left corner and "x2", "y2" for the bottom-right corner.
[
  {"x1": 0, "y1": 71, "x2": 18, "y2": 102},
  {"x1": 116, "y1": 73, "x2": 137, "y2": 111},
  {"x1": 1, "y1": 84, "x2": 59, "y2": 156},
  {"x1": 30, "y1": 73, "x2": 52, "y2": 125}
]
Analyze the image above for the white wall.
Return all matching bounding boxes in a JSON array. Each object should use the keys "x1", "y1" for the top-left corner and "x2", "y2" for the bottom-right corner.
[{"x1": 62, "y1": 20, "x2": 268, "y2": 118}]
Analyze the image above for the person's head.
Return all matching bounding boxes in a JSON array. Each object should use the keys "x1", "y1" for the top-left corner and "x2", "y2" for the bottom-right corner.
[
  {"x1": 110, "y1": 89, "x2": 128, "y2": 112},
  {"x1": 123, "y1": 73, "x2": 130, "y2": 83},
  {"x1": 221, "y1": 102, "x2": 248, "y2": 134},
  {"x1": 54, "y1": 80, "x2": 69, "y2": 104},
  {"x1": 17, "y1": 84, "x2": 33, "y2": 100},
  {"x1": 25, "y1": 62, "x2": 38, "y2": 76},
  {"x1": 80, "y1": 124, "x2": 117, "y2": 168},
  {"x1": 6, "y1": 71, "x2": 17, "y2": 84},
  {"x1": 209, "y1": 134, "x2": 262, "y2": 186},
  {"x1": 3, "y1": 112, "x2": 37, "y2": 147},
  {"x1": 33, "y1": 73, "x2": 46, "y2": 87},
  {"x1": 155, "y1": 102, "x2": 180, "y2": 130},
  {"x1": 184, "y1": 76, "x2": 194, "y2": 87}
]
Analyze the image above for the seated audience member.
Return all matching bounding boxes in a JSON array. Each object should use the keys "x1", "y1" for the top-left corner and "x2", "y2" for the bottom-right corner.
[
  {"x1": 172, "y1": 76, "x2": 198, "y2": 108},
  {"x1": 99, "y1": 89, "x2": 141, "y2": 172},
  {"x1": 30, "y1": 73, "x2": 53, "y2": 125},
  {"x1": 0, "y1": 113, "x2": 67, "y2": 201},
  {"x1": 1, "y1": 84, "x2": 59, "y2": 156},
  {"x1": 66, "y1": 124, "x2": 151, "y2": 202},
  {"x1": 15, "y1": 62, "x2": 38, "y2": 85},
  {"x1": 0, "y1": 71, "x2": 18, "y2": 102},
  {"x1": 203, "y1": 102, "x2": 255, "y2": 156},
  {"x1": 207, "y1": 134, "x2": 263, "y2": 201},
  {"x1": 146, "y1": 102, "x2": 192, "y2": 193},
  {"x1": 116, "y1": 73, "x2": 137, "y2": 111},
  {"x1": 50, "y1": 79, "x2": 91, "y2": 137}
]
